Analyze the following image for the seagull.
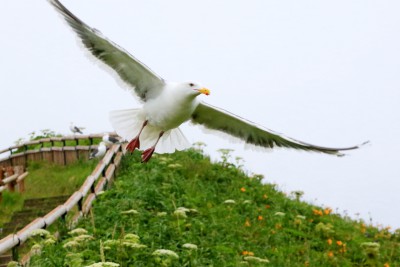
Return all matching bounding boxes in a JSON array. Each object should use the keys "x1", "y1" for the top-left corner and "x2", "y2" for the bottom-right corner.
[
  {"x1": 49, "y1": 0, "x2": 366, "y2": 163},
  {"x1": 102, "y1": 134, "x2": 121, "y2": 146},
  {"x1": 69, "y1": 122, "x2": 84, "y2": 134},
  {"x1": 89, "y1": 142, "x2": 107, "y2": 159}
]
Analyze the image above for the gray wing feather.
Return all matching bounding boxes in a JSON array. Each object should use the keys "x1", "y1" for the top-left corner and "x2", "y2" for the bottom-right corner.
[
  {"x1": 49, "y1": 0, "x2": 165, "y2": 102},
  {"x1": 191, "y1": 102, "x2": 365, "y2": 156}
]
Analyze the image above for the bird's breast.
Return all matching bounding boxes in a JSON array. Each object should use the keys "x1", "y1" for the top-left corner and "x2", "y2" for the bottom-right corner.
[{"x1": 143, "y1": 95, "x2": 198, "y2": 130}]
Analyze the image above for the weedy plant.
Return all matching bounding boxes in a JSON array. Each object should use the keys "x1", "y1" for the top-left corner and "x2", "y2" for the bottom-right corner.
[{"x1": 26, "y1": 148, "x2": 399, "y2": 266}]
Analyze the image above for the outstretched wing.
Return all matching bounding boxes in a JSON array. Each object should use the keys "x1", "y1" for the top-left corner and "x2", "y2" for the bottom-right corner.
[
  {"x1": 49, "y1": 0, "x2": 165, "y2": 102},
  {"x1": 191, "y1": 102, "x2": 366, "y2": 156}
]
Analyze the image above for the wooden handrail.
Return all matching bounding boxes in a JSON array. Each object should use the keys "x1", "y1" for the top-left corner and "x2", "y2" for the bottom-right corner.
[{"x1": 0, "y1": 142, "x2": 125, "y2": 255}]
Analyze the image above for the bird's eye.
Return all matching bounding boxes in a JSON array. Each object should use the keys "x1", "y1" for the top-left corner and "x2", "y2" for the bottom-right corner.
[{"x1": 189, "y1": 83, "x2": 194, "y2": 87}]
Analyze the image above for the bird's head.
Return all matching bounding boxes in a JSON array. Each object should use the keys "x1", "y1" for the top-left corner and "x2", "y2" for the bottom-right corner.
[{"x1": 178, "y1": 82, "x2": 210, "y2": 96}]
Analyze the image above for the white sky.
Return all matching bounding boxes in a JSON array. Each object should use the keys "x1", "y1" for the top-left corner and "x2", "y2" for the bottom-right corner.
[{"x1": 1, "y1": 1, "x2": 400, "y2": 229}]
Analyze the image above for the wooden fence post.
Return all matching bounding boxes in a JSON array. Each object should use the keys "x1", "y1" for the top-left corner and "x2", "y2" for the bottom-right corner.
[{"x1": 5, "y1": 166, "x2": 15, "y2": 192}]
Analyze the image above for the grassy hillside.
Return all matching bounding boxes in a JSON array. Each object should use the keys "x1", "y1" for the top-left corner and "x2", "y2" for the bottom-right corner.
[
  {"x1": 0, "y1": 160, "x2": 95, "y2": 227},
  {"x1": 27, "y1": 149, "x2": 399, "y2": 266}
]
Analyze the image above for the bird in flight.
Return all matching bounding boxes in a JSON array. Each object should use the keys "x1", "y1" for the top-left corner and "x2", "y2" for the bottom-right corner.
[
  {"x1": 49, "y1": 0, "x2": 366, "y2": 163},
  {"x1": 69, "y1": 122, "x2": 84, "y2": 135}
]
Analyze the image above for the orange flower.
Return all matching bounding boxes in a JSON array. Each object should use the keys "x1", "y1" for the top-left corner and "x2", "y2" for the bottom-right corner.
[
  {"x1": 242, "y1": 251, "x2": 249, "y2": 256},
  {"x1": 324, "y1": 208, "x2": 332, "y2": 215},
  {"x1": 240, "y1": 187, "x2": 246, "y2": 192},
  {"x1": 265, "y1": 205, "x2": 271, "y2": 209},
  {"x1": 257, "y1": 215, "x2": 263, "y2": 221},
  {"x1": 327, "y1": 239, "x2": 332, "y2": 245},
  {"x1": 244, "y1": 219, "x2": 251, "y2": 227},
  {"x1": 313, "y1": 209, "x2": 323, "y2": 216},
  {"x1": 384, "y1": 263, "x2": 390, "y2": 267},
  {"x1": 327, "y1": 251, "x2": 334, "y2": 258},
  {"x1": 336, "y1": 240, "x2": 343, "y2": 246}
]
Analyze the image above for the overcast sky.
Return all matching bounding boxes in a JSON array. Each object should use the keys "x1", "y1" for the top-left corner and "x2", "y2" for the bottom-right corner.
[{"x1": 1, "y1": 1, "x2": 400, "y2": 229}]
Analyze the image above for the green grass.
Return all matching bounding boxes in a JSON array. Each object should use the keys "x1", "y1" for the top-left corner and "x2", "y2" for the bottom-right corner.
[
  {"x1": 0, "y1": 160, "x2": 95, "y2": 227},
  {"x1": 27, "y1": 149, "x2": 400, "y2": 267},
  {"x1": 24, "y1": 160, "x2": 96, "y2": 199}
]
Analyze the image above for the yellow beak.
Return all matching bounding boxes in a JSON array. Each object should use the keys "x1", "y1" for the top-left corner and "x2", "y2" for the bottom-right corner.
[{"x1": 198, "y1": 88, "x2": 210, "y2": 96}]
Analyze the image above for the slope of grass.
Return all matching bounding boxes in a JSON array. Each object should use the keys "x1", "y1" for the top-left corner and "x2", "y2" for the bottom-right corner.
[
  {"x1": 27, "y1": 149, "x2": 399, "y2": 266},
  {"x1": 0, "y1": 160, "x2": 95, "y2": 227}
]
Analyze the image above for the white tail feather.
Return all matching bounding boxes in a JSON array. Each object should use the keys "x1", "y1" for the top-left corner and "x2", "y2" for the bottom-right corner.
[{"x1": 109, "y1": 109, "x2": 190, "y2": 154}]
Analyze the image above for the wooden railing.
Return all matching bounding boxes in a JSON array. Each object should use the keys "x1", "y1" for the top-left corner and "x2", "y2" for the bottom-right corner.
[
  {"x1": 0, "y1": 166, "x2": 29, "y2": 202},
  {"x1": 0, "y1": 134, "x2": 107, "y2": 167},
  {"x1": 0, "y1": 134, "x2": 125, "y2": 258}
]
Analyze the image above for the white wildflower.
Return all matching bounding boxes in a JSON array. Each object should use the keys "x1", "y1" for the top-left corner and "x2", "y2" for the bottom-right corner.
[
  {"x1": 44, "y1": 238, "x2": 56, "y2": 246},
  {"x1": 176, "y1": 207, "x2": 190, "y2": 212},
  {"x1": 68, "y1": 228, "x2": 88, "y2": 236},
  {"x1": 124, "y1": 233, "x2": 140, "y2": 242},
  {"x1": 243, "y1": 200, "x2": 252, "y2": 204},
  {"x1": 182, "y1": 243, "x2": 198, "y2": 250},
  {"x1": 296, "y1": 215, "x2": 306, "y2": 220},
  {"x1": 30, "y1": 244, "x2": 42, "y2": 256},
  {"x1": 152, "y1": 249, "x2": 179, "y2": 259},
  {"x1": 123, "y1": 242, "x2": 147, "y2": 249},
  {"x1": 157, "y1": 212, "x2": 167, "y2": 217},
  {"x1": 120, "y1": 209, "x2": 139, "y2": 215},
  {"x1": 224, "y1": 199, "x2": 236, "y2": 204},
  {"x1": 168, "y1": 163, "x2": 182, "y2": 169},
  {"x1": 85, "y1": 262, "x2": 120, "y2": 267},
  {"x1": 73, "y1": 234, "x2": 94, "y2": 242},
  {"x1": 63, "y1": 240, "x2": 79, "y2": 249},
  {"x1": 244, "y1": 256, "x2": 269, "y2": 263},
  {"x1": 274, "y1": 212, "x2": 286, "y2": 217},
  {"x1": 30, "y1": 229, "x2": 50, "y2": 238},
  {"x1": 173, "y1": 209, "x2": 187, "y2": 219}
]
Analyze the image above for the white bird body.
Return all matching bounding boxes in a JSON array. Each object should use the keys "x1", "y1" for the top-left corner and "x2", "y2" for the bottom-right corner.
[
  {"x1": 50, "y1": 0, "x2": 367, "y2": 162},
  {"x1": 89, "y1": 141, "x2": 107, "y2": 159}
]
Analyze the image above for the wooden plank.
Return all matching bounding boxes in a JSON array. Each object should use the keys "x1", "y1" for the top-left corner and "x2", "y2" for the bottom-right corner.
[
  {"x1": 113, "y1": 152, "x2": 123, "y2": 167},
  {"x1": 82, "y1": 193, "x2": 96, "y2": 215},
  {"x1": 0, "y1": 234, "x2": 20, "y2": 255},
  {"x1": 105, "y1": 164, "x2": 116, "y2": 182},
  {"x1": 79, "y1": 175, "x2": 95, "y2": 196},
  {"x1": 52, "y1": 148, "x2": 65, "y2": 165},
  {"x1": 16, "y1": 218, "x2": 46, "y2": 244},
  {"x1": 41, "y1": 149, "x2": 53, "y2": 162},
  {"x1": 26, "y1": 150, "x2": 42, "y2": 162},
  {"x1": 64, "y1": 191, "x2": 83, "y2": 212},
  {"x1": 95, "y1": 177, "x2": 107, "y2": 194},
  {"x1": 91, "y1": 162, "x2": 106, "y2": 181},
  {"x1": 43, "y1": 205, "x2": 67, "y2": 226},
  {"x1": 65, "y1": 149, "x2": 78, "y2": 165}
]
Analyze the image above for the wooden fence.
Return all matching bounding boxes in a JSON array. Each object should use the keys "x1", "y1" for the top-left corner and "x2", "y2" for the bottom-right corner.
[
  {"x1": 0, "y1": 134, "x2": 106, "y2": 168},
  {"x1": 0, "y1": 166, "x2": 29, "y2": 202},
  {"x1": 0, "y1": 134, "x2": 125, "y2": 259}
]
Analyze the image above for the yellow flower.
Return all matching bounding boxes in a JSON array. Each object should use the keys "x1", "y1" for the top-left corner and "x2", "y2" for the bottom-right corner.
[
  {"x1": 244, "y1": 219, "x2": 251, "y2": 227},
  {"x1": 324, "y1": 208, "x2": 332, "y2": 215},
  {"x1": 327, "y1": 239, "x2": 332, "y2": 245},
  {"x1": 240, "y1": 187, "x2": 246, "y2": 192},
  {"x1": 263, "y1": 194, "x2": 268, "y2": 199},
  {"x1": 313, "y1": 209, "x2": 323, "y2": 216}
]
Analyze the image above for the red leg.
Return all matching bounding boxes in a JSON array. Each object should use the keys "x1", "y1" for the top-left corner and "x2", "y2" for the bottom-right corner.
[
  {"x1": 126, "y1": 120, "x2": 148, "y2": 152},
  {"x1": 141, "y1": 131, "x2": 164, "y2": 163}
]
